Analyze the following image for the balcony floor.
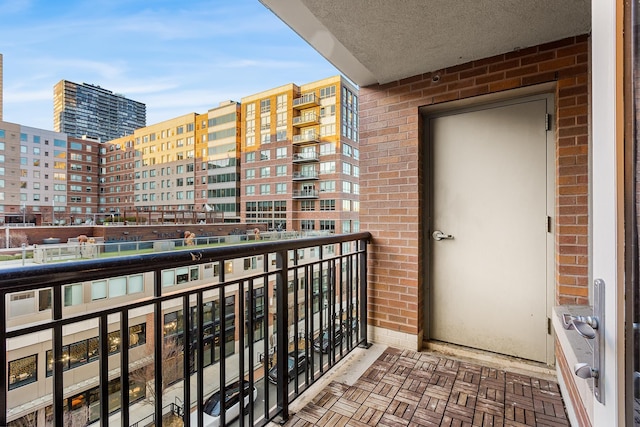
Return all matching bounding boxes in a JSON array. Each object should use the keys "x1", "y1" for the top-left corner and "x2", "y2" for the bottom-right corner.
[{"x1": 281, "y1": 345, "x2": 568, "y2": 427}]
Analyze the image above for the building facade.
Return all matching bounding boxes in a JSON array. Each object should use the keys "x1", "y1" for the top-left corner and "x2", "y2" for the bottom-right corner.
[
  {"x1": 53, "y1": 80, "x2": 146, "y2": 142},
  {"x1": 240, "y1": 76, "x2": 360, "y2": 233},
  {"x1": 0, "y1": 123, "x2": 70, "y2": 226}
]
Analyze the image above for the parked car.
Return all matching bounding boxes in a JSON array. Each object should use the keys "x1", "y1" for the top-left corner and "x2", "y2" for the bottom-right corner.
[
  {"x1": 190, "y1": 380, "x2": 257, "y2": 427},
  {"x1": 267, "y1": 351, "x2": 307, "y2": 384},
  {"x1": 312, "y1": 324, "x2": 344, "y2": 353}
]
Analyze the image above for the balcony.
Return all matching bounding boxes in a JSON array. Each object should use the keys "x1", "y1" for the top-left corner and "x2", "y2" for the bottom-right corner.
[
  {"x1": 292, "y1": 189, "x2": 319, "y2": 199},
  {"x1": 292, "y1": 94, "x2": 319, "y2": 109},
  {"x1": 292, "y1": 113, "x2": 319, "y2": 127},
  {"x1": 292, "y1": 132, "x2": 320, "y2": 145},
  {"x1": 0, "y1": 233, "x2": 370, "y2": 427},
  {"x1": 292, "y1": 152, "x2": 319, "y2": 163},
  {"x1": 292, "y1": 170, "x2": 319, "y2": 181}
]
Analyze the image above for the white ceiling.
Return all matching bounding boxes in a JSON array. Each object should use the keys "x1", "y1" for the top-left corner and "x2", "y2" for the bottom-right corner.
[{"x1": 260, "y1": 0, "x2": 591, "y2": 87}]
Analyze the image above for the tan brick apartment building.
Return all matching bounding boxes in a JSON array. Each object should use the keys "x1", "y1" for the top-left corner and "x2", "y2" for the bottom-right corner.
[{"x1": 240, "y1": 76, "x2": 360, "y2": 232}]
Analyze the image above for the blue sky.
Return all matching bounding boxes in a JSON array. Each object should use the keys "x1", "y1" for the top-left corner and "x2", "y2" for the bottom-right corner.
[{"x1": 0, "y1": 0, "x2": 340, "y2": 130}]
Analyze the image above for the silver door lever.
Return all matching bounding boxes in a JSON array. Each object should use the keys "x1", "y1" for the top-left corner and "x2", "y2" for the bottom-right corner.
[{"x1": 432, "y1": 230, "x2": 454, "y2": 241}]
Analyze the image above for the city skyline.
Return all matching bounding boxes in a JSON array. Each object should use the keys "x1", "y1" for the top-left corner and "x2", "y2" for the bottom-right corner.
[{"x1": 0, "y1": 0, "x2": 340, "y2": 131}]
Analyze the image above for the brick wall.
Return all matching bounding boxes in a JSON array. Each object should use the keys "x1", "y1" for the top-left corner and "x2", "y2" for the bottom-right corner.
[{"x1": 359, "y1": 35, "x2": 590, "y2": 339}]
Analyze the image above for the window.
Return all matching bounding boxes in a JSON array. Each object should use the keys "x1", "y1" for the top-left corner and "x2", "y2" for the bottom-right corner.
[
  {"x1": 246, "y1": 152, "x2": 255, "y2": 163},
  {"x1": 301, "y1": 220, "x2": 315, "y2": 231},
  {"x1": 276, "y1": 94, "x2": 287, "y2": 110},
  {"x1": 320, "y1": 105, "x2": 336, "y2": 117},
  {"x1": 260, "y1": 99, "x2": 271, "y2": 113},
  {"x1": 64, "y1": 284, "x2": 83, "y2": 306},
  {"x1": 260, "y1": 184, "x2": 271, "y2": 195},
  {"x1": 276, "y1": 147, "x2": 287, "y2": 159},
  {"x1": 91, "y1": 280, "x2": 107, "y2": 300},
  {"x1": 260, "y1": 115, "x2": 271, "y2": 131},
  {"x1": 245, "y1": 169, "x2": 255, "y2": 179},
  {"x1": 320, "y1": 143, "x2": 336, "y2": 155},
  {"x1": 8, "y1": 355, "x2": 37, "y2": 390},
  {"x1": 246, "y1": 103, "x2": 255, "y2": 118},
  {"x1": 276, "y1": 111, "x2": 287, "y2": 126},
  {"x1": 246, "y1": 185, "x2": 255, "y2": 196},
  {"x1": 276, "y1": 165, "x2": 287, "y2": 176},
  {"x1": 343, "y1": 162, "x2": 352, "y2": 175},
  {"x1": 320, "y1": 199, "x2": 336, "y2": 211},
  {"x1": 260, "y1": 167, "x2": 270, "y2": 178},
  {"x1": 343, "y1": 181, "x2": 352, "y2": 193},
  {"x1": 320, "y1": 124, "x2": 336, "y2": 136},
  {"x1": 320, "y1": 220, "x2": 336, "y2": 232},
  {"x1": 245, "y1": 119, "x2": 255, "y2": 134},
  {"x1": 276, "y1": 130, "x2": 287, "y2": 141},
  {"x1": 261, "y1": 150, "x2": 270, "y2": 161},
  {"x1": 320, "y1": 85, "x2": 336, "y2": 98},
  {"x1": 276, "y1": 183, "x2": 286, "y2": 194},
  {"x1": 301, "y1": 200, "x2": 315, "y2": 211},
  {"x1": 320, "y1": 162, "x2": 336, "y2": 174},
  {"x1": 320, "y1": 181, "x2": 336, "y2": 192}
]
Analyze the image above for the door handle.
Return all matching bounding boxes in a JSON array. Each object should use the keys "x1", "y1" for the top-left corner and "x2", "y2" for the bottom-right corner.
[{"x1": 432, "y1": 230, "x2": 454, "y2": 241}]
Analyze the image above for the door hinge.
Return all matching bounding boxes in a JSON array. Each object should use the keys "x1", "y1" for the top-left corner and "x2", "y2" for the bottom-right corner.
[
  {"x1": 545, "y1": 114, "x2": 551, "y2": 131},
  {"x1": 548, "y1": 317, "x2": 552, "y2": 335},
  {"x1": 546, "y1": 216, "x2": 552, "y2": 233}
]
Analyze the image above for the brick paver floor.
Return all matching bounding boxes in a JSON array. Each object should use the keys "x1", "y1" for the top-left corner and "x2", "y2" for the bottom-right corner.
[{"x1": 284, "y1": 347, "x2": 569, "y2": 427}]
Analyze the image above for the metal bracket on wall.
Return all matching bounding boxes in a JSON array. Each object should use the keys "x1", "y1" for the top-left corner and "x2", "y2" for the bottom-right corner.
[{"x1": 561, "y1": 278, "x2": 605, "y2": 403}]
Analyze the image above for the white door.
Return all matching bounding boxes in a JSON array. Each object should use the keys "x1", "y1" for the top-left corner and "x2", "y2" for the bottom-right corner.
[{"x1": 429, "y1": 96, "x2": 552, "y2": 363}]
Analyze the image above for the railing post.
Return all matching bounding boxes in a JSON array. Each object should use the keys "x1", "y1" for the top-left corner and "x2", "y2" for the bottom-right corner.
[
  {"x1": 153, "y1": 269, "x2": 163, "y2": 427},
  {"x1": 52, "y1": 285, "x2": 64, "y2": 426},
  {"x1": 275, "y1": 249, "x2": 289, "y2": 421},
  {"x1": 0, "y1": 291, "x2": 6, "y2": 427},
  {"x1": 358, "y1": 238, "x2": 371, "y2": 348}
]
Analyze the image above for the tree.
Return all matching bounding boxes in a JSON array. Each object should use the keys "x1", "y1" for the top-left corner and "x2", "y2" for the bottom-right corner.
[{"x1": 130, "y1": 336, "x2": 184, "y2": 407}]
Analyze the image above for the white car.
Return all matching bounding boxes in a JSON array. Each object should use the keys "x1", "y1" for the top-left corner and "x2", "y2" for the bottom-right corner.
[{"x1": 190, "y1": 381, "x2": 258, "y2": 427}]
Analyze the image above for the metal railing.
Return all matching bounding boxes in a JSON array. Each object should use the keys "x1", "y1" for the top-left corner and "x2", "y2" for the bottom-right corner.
[{"x1": 1, "y1": 232, "x2": 370, "y2": 426}]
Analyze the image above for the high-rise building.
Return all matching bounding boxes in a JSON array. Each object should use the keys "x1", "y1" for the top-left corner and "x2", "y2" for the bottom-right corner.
[
  {"x1": 53, "y1": 80, "x2": 146, "y2": 141},
  {"x1": 240, "y1": 75, "x2": 359, "y2": 233}
]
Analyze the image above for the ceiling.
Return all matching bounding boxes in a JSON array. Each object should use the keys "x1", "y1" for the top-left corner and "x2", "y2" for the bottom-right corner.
[{"x1": 260, "y1": 0, "x2": 591, "y2": 87}]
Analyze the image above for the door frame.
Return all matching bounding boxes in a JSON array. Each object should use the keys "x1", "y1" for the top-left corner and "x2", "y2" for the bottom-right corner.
[{"x1": 419, "y1": 86, "x2": 556, "y2": 365}]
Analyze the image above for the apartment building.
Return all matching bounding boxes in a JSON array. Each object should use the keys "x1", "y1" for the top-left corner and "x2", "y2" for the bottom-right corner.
[
  {"x1": 67, "y1": 137, "x2": 100, "y2": 224},
  {"x1": 53, "y1": 80, "x2": 146, "y2": 142},
  {"x1": 240, "y1": 76, "x2": 360, "y2": 233},
  {"x1": 0, "y1": 123, "x2": 69, "y2": 225},
  {"x1": 195, "y1": 101, "x2": 241, "y2": 221}
]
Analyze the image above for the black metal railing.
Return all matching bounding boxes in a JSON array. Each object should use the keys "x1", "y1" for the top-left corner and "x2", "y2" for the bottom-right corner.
[{"x1": 1, "y1": 232, "x2": 370, "y2": 426}]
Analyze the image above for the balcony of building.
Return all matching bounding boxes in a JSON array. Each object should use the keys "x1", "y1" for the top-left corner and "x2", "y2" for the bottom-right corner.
[
  {"x1": 0, "y1": 233, "x2": 571, "y2": 427},
  {"x1": 292, "y1": 132, "x2": 320, "y2": 146},
  {"x1": 0, "y1": 233, "x2": 370, "y2": 427},
  {"x1": 292, "y1": 169, "x2": 319, "y2": 181},
  {"x1": 292, "y1": 94, "x2": 319, "y2": 110},
  {"x1": 292, "y1": 189, "x2": 319, "y2": 199},
  {"x1": 292, "y1": 151, "x2": 319, "y2": 163},
  {"x1": 292, "y1": 113, "x2": 319, "y2": 128}
]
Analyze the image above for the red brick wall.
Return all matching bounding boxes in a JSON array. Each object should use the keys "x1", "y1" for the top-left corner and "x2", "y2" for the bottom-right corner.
[{"x1": 359, "y1": 35, "x2": 590, "y2": 338}]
